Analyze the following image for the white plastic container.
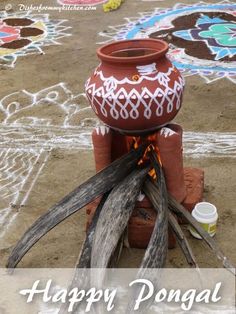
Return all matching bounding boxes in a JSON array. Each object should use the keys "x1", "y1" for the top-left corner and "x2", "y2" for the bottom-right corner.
[{"x1": 189, "y1": 202, "x2": 218, "y2": 239}]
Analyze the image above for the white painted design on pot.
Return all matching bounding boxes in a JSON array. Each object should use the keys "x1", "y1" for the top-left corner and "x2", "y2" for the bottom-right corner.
[
  {"x1": 85, "y1": 66, "x2": 185, "y2": 120},
  {"x1": 86, "y1": 80, "x2": 184, "y2": 120},
  {"x1": 104, "y1": 77, "x2": 118, "y2": 92},
  {"x1": 94, "y1": 63, "x2": 176, "y2": 85},
  {"x1": 136, "y1": 63, "x2": 157, "y2": 75},
  {"x1": 156, "y1": 72, "x2": 170, "y2": 87}
]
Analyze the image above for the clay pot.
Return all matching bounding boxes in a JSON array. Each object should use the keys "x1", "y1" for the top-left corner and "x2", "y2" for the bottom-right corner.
[{"x1": 85, "y1": 39, "x2": 185, "y2": 135}]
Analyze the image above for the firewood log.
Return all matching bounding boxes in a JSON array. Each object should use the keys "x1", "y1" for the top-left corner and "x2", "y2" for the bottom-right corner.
[
  {"x1": 91, "y1": 167, "x2": 150, "y2": 269},
  {"x1": 7, "y1": 145, "x2": 147, "y2": 269}
]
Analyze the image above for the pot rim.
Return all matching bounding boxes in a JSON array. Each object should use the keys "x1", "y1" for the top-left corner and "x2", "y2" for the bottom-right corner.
[{"x1": 97, "y1": 39, "x2": 169, "y2": 64}]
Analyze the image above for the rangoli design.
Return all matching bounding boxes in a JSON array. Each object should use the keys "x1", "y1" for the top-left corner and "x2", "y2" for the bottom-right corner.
[
  {"x1": 0, "y1": 11, "x2": 71, "y2": 67},
  {"x1": 99, "y1": 1, "x2": 236, "y2": 83},
  {"x1": 0, "y1": 83, "x2": 94, "y2": 243}
]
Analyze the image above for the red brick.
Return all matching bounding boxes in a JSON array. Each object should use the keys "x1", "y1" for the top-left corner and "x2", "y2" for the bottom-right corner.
[
  {"x1": 182, "y1": 168, "x2": 204, "y2": 213},
  {"x1": 87, "y1": 202, "x2": 176, "y2": 249}
]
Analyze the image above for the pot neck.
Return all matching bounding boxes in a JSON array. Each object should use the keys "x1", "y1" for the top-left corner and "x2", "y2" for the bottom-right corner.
[
  {"x1": 97, "y1": 39, "x2": 169, "y2": 65},
  {"x1": 99, "y1": 55, "x2": 167, "y2": 69}
]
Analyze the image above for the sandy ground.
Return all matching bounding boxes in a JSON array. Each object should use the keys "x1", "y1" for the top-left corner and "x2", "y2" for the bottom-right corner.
[{"x1": 0, "y1": 0, "x2": 235, "y2": 270}]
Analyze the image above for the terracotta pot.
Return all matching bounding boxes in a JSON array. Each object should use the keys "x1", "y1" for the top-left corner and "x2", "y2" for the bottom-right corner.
[{"x1": 85, "y1": 39, "x2": 185, "y2": 135}]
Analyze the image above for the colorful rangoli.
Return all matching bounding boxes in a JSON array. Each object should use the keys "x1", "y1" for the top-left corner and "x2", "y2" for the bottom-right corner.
[
  {"x1": 99, "y1": 1, "x2": 236, "y2": 83},
  {"x1": 0, "y1": 11, "x2": 71, "y2": 67}
]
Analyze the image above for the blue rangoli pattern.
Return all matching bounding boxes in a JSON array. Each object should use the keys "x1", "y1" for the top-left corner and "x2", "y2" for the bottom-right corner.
[
  {"x1": 174, "y1": 15, "x2": 236, "y2": 60},
  {"x1": 100, "y1": 1, "x2": 236, "y2": 83}
]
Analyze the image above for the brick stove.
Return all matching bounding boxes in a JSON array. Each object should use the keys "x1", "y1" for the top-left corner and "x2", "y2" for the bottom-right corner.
[{"x1": 87, "y1": 123, "x2": 204, "y2": 249}]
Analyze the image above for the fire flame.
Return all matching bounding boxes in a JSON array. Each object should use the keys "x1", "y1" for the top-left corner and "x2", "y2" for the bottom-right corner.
[{"x1": 126, "y1": 133, "x2": 162, "y2": 179}]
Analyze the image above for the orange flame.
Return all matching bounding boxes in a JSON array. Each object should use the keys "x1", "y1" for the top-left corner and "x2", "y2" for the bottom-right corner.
[{"x1": 126, "y1": 133, "x2": 162, "y2": 179}]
